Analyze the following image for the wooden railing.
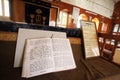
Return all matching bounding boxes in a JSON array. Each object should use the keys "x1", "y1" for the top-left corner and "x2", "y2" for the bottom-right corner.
[{"x1": 98, "y1": 33, "x2": 120, "y2": 61}]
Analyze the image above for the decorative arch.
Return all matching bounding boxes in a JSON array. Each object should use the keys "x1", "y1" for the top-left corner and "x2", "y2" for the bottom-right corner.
[
  {"x1": 80, "y1": 14, "x2": 88, "y2": 21},
  {"x1": 92, "y1": 18, "x2": 99, "y2": 30}
]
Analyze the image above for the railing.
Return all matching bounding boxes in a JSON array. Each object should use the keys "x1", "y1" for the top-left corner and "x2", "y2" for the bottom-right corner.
[{"x1": 98, "y1": 32, "x2": 120, "y2": 61}]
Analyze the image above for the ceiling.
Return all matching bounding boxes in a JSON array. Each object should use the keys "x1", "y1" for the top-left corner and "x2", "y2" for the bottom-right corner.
[{"x1": 113, "y1": 0, "x2": 120, "y2": 3}]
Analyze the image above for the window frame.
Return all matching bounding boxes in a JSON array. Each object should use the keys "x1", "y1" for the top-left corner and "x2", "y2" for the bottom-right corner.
[
  {"x1": 101, "y1": 22, "x2": 108, "y2": 33},
  {"x1": 112, "y1": 23, "x2": 120, "y2": 35}
]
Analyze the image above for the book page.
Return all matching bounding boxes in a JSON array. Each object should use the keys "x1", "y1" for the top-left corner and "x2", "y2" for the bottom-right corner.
[
  {"x1": 22, "y1": 38, "x2": 76, "y2": 78},
  {"x1": 14, "y1": 28, "x2": 66, "y2": 68},
  {"x1": 52, "y1": 38, "x2": 76, "y2": 71},
  {"x1": 22, "y1": 38, "x2": 55, "y2": 78}
]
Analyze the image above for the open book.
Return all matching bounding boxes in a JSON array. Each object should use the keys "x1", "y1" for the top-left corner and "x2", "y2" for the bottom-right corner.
[{"x1": 22, "y1": 38, "x2": 76, "y2": 78}]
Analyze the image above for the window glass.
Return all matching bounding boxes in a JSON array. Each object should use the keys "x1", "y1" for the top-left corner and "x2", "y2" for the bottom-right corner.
[
  {"x1": 4, "y1": 0, "x2": 9, "y2": 16},
  {"x1": 119, "y1": 28, "x2": 120, "y2": 32},
  {"x1": 99, "y1": 37, "x2": 104, "y2": 43},
  {"x1": 0, "y1": 0, "x2": 10, "y2": 17},
  {"x1": 105, "y1": 39, "x2": 110, "y2": 44},
  {"x1": 59, "y1": 11, "x2": 68, "y2": 28},
  {"x1": 0, "y1": 0, "x2": 2, "y2": 16},
  {"x1": 101, "y1": 23, "x2": 107, "y2": 32},
  {"x1": 92, "y1": 18, "x2": 99, "y2": 30},
  {"x1": 76, "y1": 16, "x2": 82, "y2": 28},
  {"x1": 80, "y1": 14, "x2": 88, "y2": 21},
  {"x1": 117, "y1": 41, "x2": 120, "y2": 47},
  {"x1": 111, "y1": 39, "x2": 115, "y2": 45},
  {"x1": 113, "y1": 24, "x2": 119, "y2": 32}
]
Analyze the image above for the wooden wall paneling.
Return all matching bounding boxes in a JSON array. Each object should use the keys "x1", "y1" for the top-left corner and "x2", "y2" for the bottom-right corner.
[
  {"x1": 12, "y1": 0, "x2": 25, "y2": 22},
  {"x1": 11, "y1": 0, "x2": 112, "y2": 32},
  {"x1": 113, "y1": 1, "x2": 120, "y2": 23},
  {"x1": 50, "y1": 7, "x2": 58, "y2": 21}
]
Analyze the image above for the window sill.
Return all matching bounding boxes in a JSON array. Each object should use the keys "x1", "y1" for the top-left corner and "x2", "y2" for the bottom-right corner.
[{"x1": 0, "y1": 16, "x2": 12, "y2": 22}]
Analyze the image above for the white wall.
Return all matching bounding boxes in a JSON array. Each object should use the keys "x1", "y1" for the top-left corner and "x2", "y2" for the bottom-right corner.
[{"x1": 61, "y1": 0, "x2": 115, "y2": 18}]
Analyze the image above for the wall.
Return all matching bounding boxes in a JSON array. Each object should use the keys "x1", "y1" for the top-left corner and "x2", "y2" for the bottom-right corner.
[
  {"x1": 52, "y1": 1, "x2": 112, "y2": 33},
  {"x1": 11, "y1": 0, "x2": 112, "y2": 33},
  {"x1": 12, "y1": 0, "x2": 25, "y2": 22},
  {"x1": 112, "y1": 1, "x2": 120, "y2": 23},
  {"x1": 12, "y1": 0, "x2": 112, "y2": 21},
  {"x1": 0, "y1": 31, "x2": 81, "y2": 44},
  {"x1": 110, "y1": 1, "x2": 120, "y2": 33},
  {"x1": 62, "y1": 0, "x2": 114, "y2": 18}
]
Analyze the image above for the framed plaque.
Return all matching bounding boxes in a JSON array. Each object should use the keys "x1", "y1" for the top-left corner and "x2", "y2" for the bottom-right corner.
[{"x1": 81, "y1": 21, "x2": 100, "y2": 58}]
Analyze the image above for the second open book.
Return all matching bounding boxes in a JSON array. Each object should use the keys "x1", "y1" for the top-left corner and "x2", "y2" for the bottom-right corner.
[{"x1": 22, "y1": 38, "x2": 76, "y2": 78}]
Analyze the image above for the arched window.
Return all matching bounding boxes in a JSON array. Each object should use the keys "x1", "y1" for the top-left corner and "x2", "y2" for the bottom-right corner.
[
  {"x1": 76, "y1": 14, "x2": 88, "y2": 28},
  {"x1": 92, "y1": 18, "x2": 99, "y2": 30},
  {"x1": 80, "y1": 14, "x2": 88, "y2": 21}
]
